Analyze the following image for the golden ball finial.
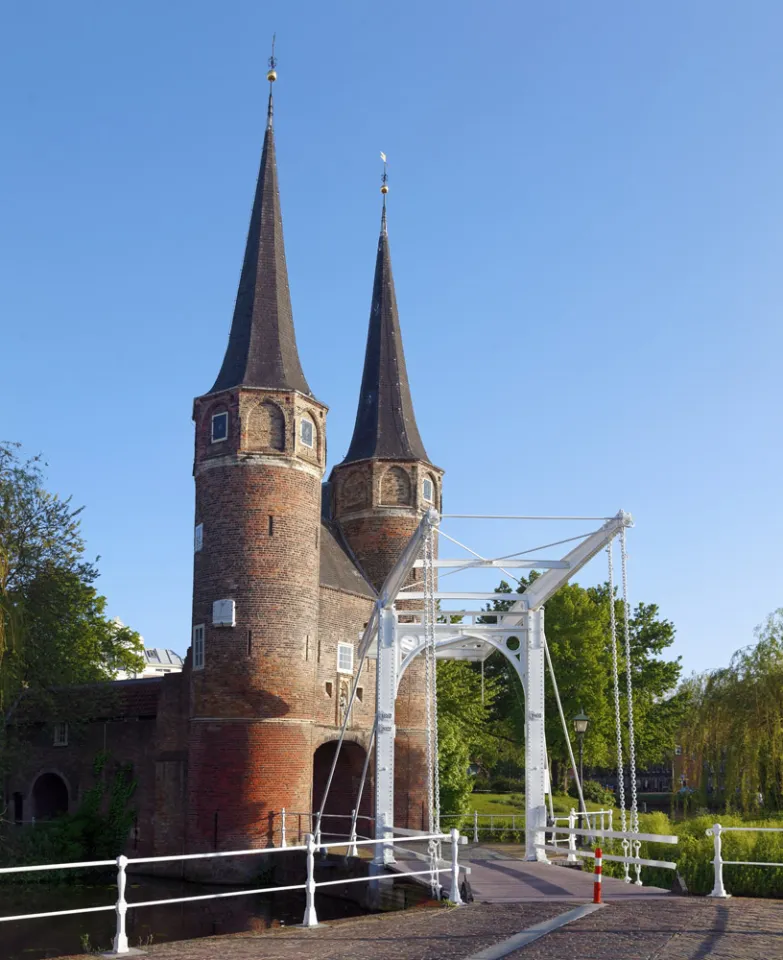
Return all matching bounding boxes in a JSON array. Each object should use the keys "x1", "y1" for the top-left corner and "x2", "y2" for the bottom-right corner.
[
  {"x1": 380, "y1": 184, "x2": 389, "y2": 194},
  {"x1": 267, "y1": 69, "x2": 277, "y2": 82}
]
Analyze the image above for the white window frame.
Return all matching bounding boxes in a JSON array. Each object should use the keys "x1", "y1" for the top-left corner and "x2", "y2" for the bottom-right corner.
[
  {"x1": 211, "y1": 411, "x2": 228, "y2": 443},
  {"x1": 53, "y1": 722, "x2": 69, "y2": 747},
  {"x1": 422, "y1": 478, "x2": 434, "y2": 503},
  {"x1": 194, "y1": 523, "x2": 203, "y2": 552},
  {"x1": 300, "y1": 417, "x2": 314, "y2": 449},
  {"x1": 193, "y1": 624, "x2": 205, "y2": 670},
  {"x1": 337, "y1": 642, "x2": 354, "y2": 675}
]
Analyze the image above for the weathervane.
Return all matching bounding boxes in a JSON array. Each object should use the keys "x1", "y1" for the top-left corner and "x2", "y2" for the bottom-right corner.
[
  {"x1": 380, "y1": 151, "x2": 388, "y2": 230},
  {"x1": 266, "y1": 34, "x2": 277, "y2": 128}
]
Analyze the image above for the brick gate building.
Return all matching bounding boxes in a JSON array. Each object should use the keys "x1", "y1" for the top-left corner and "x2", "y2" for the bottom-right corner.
[{"x1": 5, "y1": 73, "x2": 441, "y2": 867}]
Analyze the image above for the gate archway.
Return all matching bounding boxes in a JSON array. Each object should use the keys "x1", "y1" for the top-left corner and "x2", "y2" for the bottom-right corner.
[
  {"x1": 312, "y1": 740, "x2": 371, "y2": 840},
  {"x1": 31, "y1": 772, "x2": 69, "y2": 820}
]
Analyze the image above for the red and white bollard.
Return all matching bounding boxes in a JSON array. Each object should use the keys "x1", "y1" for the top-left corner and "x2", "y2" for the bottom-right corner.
[{"x1": 593, "y1": 847, "x2": 603, "y2": 904}]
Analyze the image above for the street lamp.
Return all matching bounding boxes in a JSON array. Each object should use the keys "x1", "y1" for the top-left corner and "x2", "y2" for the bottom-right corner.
[{"x1": 572, "y1": 709, "x2": 590, "y2": 785}]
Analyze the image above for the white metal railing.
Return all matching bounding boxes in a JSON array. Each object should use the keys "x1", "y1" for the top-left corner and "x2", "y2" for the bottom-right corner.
[
  {"x1": 0, "y1": 829, "x2": 464, "y2": 955},
  {"x1": 439, "y1": 807, "x2": 614, "y2": 851},
  {"x1": 539, "y1": 825, "x2": 679, "y2": 885},
  {"x1": 707, "y1": 822, "x2": 783, "y2": 898},
  {"x1": 281, "y1": 809, "x2": 375, "y2": 854}
]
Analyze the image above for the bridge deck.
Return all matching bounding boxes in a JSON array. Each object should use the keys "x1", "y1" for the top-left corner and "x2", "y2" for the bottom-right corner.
[{"x1": 394, "y1": 844, "x2": 670, "y2": 902}]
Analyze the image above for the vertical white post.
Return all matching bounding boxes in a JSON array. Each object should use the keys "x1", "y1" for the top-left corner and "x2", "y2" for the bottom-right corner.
[
  {"x1": 525, "y1": 608, "x2": 548, "y2": 861},
  {"x1": 348, "y1": 809, "x2": 359, "y2": 857},
  {"x1": 708, "y1": 824, "x2": 730, "y2": 898},
  {"x1": 567, "y1": 808, "x2": 577, "y2": 864},
  {"x1": 449, "y1": 829, "x2": 463, "y2": 904},
  {"x1": 113, "y1": 854, "x2": 129, "y2": 954},
  {"x1": 302, "y1": 833, "x2": 319, "y2": 926},
  {"x1": 280, "y1": 807, "x2": 287, "y2": 849},
  {"x1": 374, "y1": 606, "x2": 398, "y2": 866},
  {"x1": 608, "y1": 809, "x2": 613, "y2": 833},
  {"x1": 473, "y1": 810, "x2": 479, "y2": 844}
]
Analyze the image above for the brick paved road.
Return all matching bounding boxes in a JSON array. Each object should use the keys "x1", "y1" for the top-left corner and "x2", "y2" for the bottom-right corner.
[
  {"x1": 58, "y1": 897, "x2": 783, "y2": 960},
  {"x1": 504, "y1": 898, "x2": 783, "y2": 959}
]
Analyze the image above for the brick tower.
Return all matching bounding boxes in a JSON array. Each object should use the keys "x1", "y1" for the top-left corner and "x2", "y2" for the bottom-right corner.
[
  {"x1": 330, "y1": 195, "x2": 443, "y2": 827},
  {"x1": 187, "y1": 66, "x2": 326, "y2": 863}
]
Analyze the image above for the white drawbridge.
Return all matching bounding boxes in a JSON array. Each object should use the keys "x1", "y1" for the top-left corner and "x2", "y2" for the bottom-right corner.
[{"x1": 316, "y1": 507, "x2": 646, "y2": 875}]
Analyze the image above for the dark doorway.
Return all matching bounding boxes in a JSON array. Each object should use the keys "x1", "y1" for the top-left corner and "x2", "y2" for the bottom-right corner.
[
  {"x1": 312, "y1": 741, "x2": 371, "y2": 841},
  {"x1": 13, "y1": 792, "x2": 23, "y2": 823},
  {"x1": 32, "y1": 772, "x2": 69, "y2": 820}
]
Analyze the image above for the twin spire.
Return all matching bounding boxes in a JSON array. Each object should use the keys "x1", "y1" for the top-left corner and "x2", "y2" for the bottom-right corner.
[
  {"x1": 210, "y1": 47, "x2": 310, "y2": 396},
  {"x1": 209, "y1": 57, "x2": 429, "y2": 466}
]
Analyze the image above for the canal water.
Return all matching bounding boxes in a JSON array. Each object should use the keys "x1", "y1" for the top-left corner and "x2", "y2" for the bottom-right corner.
[{"x1": 1, "y1": 872, "x2": 429, "y2": 959}]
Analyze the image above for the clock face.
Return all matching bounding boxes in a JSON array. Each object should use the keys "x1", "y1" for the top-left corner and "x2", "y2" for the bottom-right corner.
[{"x1": 211, "y1": 412, "x2": 228, "y2": 442}]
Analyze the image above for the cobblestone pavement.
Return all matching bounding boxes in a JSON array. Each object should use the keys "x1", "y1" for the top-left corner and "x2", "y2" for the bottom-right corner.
[
  {"x1": 57, "y1": 897, "x2": 783, "y2": 960},
  {"x1": 503, "y1": 898, "x2": 783, "y2": 959},
  {"x1": 61, "y1": 902, "x2": 567, "y2": 960}
]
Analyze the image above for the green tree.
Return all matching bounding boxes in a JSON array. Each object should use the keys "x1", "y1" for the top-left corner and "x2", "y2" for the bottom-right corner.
[
  {"x1": 478, "y1": 576, "x2": 682, "y2": 790},
  {"x1": 436, "y1": 660, "x2": 501, "y2": 813},
  {"x1": 0, "y1": 443, "x2": 143, "y2": 776},
  {"x1": 680, "y1": 609, "x2": 783, "y2": 812}
]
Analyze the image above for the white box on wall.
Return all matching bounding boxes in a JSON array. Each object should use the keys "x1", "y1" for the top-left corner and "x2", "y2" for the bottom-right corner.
[{"x1": 212, "y1": 599, "x2": 236, "y2": 627}]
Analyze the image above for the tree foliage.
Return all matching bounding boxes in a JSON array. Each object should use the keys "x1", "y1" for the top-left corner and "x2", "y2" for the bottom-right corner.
[
  {"x1": 477, "y1": 576, "x2": 683, "y2": 789},
  {"x1": 0, "y1": 443, "x2": 143, "y2": 762},
  {"x1": 436, "y1": 660, "x2": 500, "y2": 813},
  {"x1": 680, "y1": 609, "x2": 783, "y2": 812}
]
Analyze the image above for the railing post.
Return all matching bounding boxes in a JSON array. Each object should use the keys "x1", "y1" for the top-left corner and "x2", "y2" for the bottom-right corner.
[
  {"x1": 281, "y1": 807, "x2": 287, "y2": 849},
  {"x1": 473, "y1": 810, "x2": 479, "y2": 844},
  {"x1": 567, "y1": 808, "x2": 577, "y2": 864},
  {"x1": 113, "y1": 854, "x2": 129, "y2": 954},
  {"x1": 302, "y1": 833, "x2": 319, "y2": 926},
  {"x1": 449, "y1": 829, "x2": 463, "y2": 905},
  {"x1": 490, "y1": 814, "x2": 494, "y2": 835},
  {"x1": 608, "y1": 809, "x2": 613, "y2": 833},
  {"x1": 708, "y1": 823, "x2": 730, "y2": 898}
]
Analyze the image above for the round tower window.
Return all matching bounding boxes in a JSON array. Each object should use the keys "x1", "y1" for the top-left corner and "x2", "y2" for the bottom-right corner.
[
  {"x1": 211, "y1": 412, "x2": 228, "y2": 443},
  {"x1": 300, "y1": 418, "x2": 314, "y2": 448}
]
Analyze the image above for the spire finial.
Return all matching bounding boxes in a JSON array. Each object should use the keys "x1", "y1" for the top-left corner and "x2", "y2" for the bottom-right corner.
[
  {"x1": 380, "y1": 151, "x2": 388, "y2": 233},
  {"x1": 266, "y1": 34, "x2": 277, "y2": 129}
]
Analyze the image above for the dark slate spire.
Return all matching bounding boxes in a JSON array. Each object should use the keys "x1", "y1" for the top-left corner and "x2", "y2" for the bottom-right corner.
[
  {"x1": 342, "y1": 196, "x2": 430, "y2": 464},
  {"x1": 209, "y1": 58, "x2": 311, "y2": 397}
]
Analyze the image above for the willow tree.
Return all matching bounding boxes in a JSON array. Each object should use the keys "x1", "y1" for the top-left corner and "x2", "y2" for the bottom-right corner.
[{"x1": 681, "y1": 610, "x2": 783, "y2": 812}]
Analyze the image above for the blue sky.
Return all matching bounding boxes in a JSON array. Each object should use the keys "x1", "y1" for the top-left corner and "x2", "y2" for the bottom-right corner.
[{"x1": 2, "y1": 1, "x2": 782, "y2": 678}]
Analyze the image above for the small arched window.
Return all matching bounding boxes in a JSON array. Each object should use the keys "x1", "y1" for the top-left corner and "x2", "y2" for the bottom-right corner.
[
  {"x1": 211, "y1": 411, "x2": 228, "y2": 443},
  {"x1": 422, "y1": 477, "x2": 434, "y2": 503},
  {"x1": 300, "y1": 417, "x2": 314, "y2": 449}
]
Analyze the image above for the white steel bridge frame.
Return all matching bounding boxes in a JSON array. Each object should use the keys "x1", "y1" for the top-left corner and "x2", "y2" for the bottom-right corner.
[{"x1": 357, "y1": 507, "x2": 634, "y2": 863}]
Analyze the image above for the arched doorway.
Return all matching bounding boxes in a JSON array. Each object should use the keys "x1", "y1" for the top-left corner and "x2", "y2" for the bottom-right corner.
[
  {"x1": 32, "y1": 772, "x2": 69, "y2": 820},
  {"x1": 312, "y1": 741, "x2": 371, "y2": 841}
]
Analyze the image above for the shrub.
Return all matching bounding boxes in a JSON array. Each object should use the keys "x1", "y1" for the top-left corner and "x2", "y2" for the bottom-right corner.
[
  {"x1": 568, "y1": 779, "x2": 615, "y2": 807},
  {"x1": 489, "y1": 776, "x2": 524, "y2": 794}
]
